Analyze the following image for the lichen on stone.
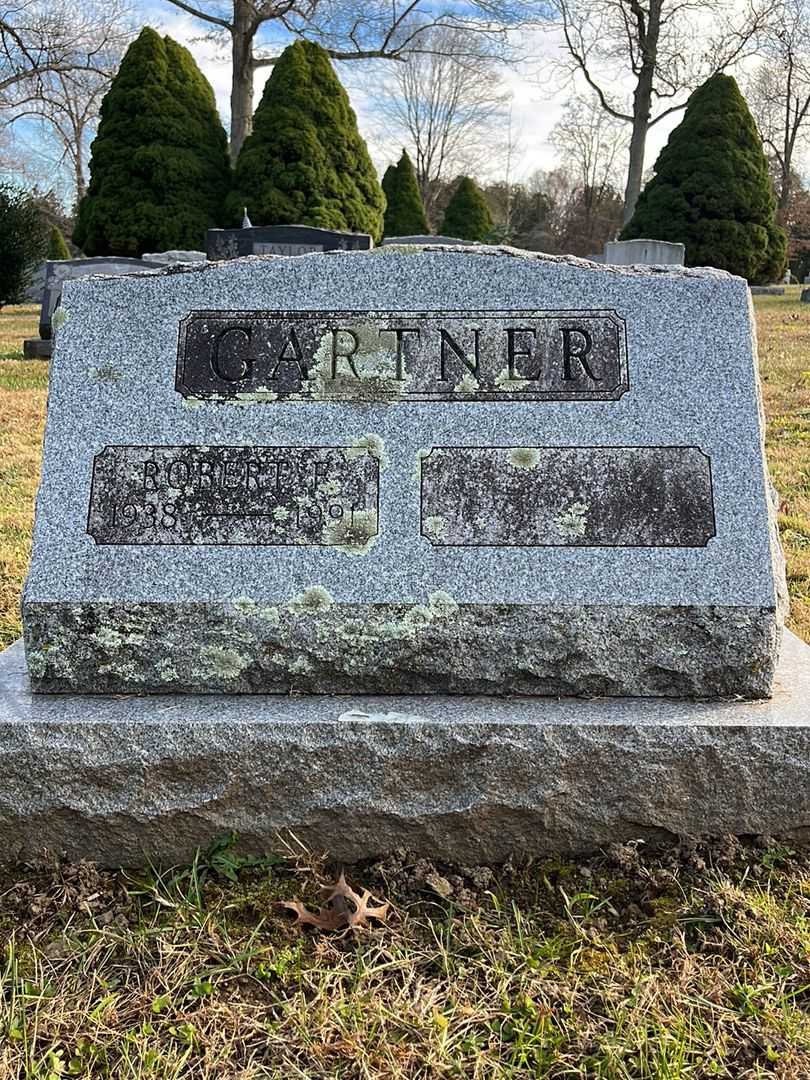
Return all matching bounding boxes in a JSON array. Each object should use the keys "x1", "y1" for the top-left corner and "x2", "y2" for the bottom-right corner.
[
  {"x1": 195, "y1": 645, "x2": 250, "y2": 680},
  {"x1": 323, "y1": 508, "x2": 379, "y2": 556},
  {"x1": 423, "y1": 515, "x2": 448, "y2": 542},
  {"x1": 89, "y1": 363, "x2": 124, "y2": 383},
  {"x1": 555, "y1": 501, "x2": 589, "y2": 539},
  {"x1": 343, "y1": 433, "x2": 389, "y2": 470},
  {"x1": 508, "y1": 448, "x2": 541, "y2": 470},
  {"x1": 454, "y1": 370, "x2": 481, "y2": 395},
  {"x1": 495, "y1": 366, "x2": 531, "y2": 393},
  {"x1": 428, "y1": 590, "x2": 459, "y2": 618},
  {"x1": 310, "y1": 321, "x2": 410, "y2": 403},
  {"x1": 288, "y1": 586, "x2": 334, "y2": 615},
  {"x1": 232, "y1": 596, "x2": 259, "y2": 616}
]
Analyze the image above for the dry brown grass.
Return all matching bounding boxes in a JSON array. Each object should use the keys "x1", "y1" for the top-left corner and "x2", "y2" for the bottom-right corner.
[
  {"x1": 0, "y1": 306, "x2": 46, "y2": 646},
  {"x1": 2, "y1": 837, "x2": 810, "y2": 1079},
  {"x1": 756, "y1": 288, "x2": 810, "y2": 641}
]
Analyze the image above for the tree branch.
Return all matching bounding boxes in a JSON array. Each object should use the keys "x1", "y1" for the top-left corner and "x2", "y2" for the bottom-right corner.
[{"x1": 161, "y1": 0, "x2": 232, "y2": 30}]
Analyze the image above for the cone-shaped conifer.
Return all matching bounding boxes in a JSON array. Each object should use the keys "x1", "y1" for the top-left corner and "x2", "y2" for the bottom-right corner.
[
  {"x1": 382, "y1": 149, "x2": 429, "y2": 237},
  {"x1": 440, "y1": 176, "x2": 493, "y2": 242},
  {"x1": 228, "y1": 40, "x2": 384, "y2": 240},
  {"x1": 47, "y1": 225, "x2": 70, "y2": 260},
  {"x1": 74, "y1": 27, "x2": 230, "y2": 256},
  {"x1": 622, "y1": 74, "x2": 786, "y2": 283}
]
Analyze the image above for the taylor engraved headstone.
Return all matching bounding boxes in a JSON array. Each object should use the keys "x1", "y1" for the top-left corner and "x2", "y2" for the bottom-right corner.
[
  {"x1": 22, "y1": 248, "x2": 786, "y2": 699},
  {"x1": 206, "y1": 224, "x2": 372, "y2": 260}
]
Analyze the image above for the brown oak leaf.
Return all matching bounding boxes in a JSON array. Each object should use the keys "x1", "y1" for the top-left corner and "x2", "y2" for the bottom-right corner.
[{"x1": 279, "y1": 872, "x2": 389, "y2": 932}]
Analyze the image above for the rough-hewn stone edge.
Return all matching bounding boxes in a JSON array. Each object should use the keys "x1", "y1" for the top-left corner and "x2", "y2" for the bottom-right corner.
[
  {"x1": 1, "y1": 633, "x2": 809, "y2": 867},
  {"x1": 21, "y1": 601, "x2": 782, "y2": 699},
  {"x1": 57, "y1": 244, "x2": 744, "y2": 293}
]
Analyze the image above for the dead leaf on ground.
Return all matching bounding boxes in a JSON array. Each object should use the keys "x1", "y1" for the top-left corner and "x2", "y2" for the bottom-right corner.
[{"x1": 278, "y1": 872, "x2": 390, "y2": 932}]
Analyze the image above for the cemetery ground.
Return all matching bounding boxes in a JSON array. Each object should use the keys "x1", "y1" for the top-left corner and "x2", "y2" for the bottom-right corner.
[{"x1": 0, "y1": 294, "x2": 809, "y2": 1077}]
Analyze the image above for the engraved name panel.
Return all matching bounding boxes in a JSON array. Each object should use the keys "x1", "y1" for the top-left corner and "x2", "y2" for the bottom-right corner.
[
  {"x1": 420, "y1": 446, "x2": 716, "y2": 548},
  {"x1": 87, "y1": 445, "x2": 379, "y2": 547},
  {"x1": 176, "y1": 309, "x2": 628, "y2": 402}
]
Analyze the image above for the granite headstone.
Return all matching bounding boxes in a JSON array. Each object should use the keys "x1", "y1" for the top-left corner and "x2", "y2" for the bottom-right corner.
[
  {"x1": 39, "y1": 257, "x2": 162, "y2": 341},
  {"x1": 604, "y1": 239, "x2": 685, "y2": 266},
  {"x1": 206, "y1": 224, "x2": 372, "y2": 260},
  {"x1": 23, "y1": 248, "x2": 786, "y2": 698}
]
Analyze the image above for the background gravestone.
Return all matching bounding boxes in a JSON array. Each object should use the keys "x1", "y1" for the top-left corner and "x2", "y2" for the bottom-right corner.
[
  {"x1": 603, "y1": 239, "x2": 685, "y2": 265},
  {"x1": 22, "y1": 248, "x2": 786, "y2": 699},
  {"x1": 38, "y1": 257, "x2": 162, "y2": 340},
  {"x1": 24, "y1": 257, "x2": 164, "y2": 359},
  {"x1": 142, "y1": 250, "x2": 206, "y2": 265},
  {"x1": 206, "y1": 224, "x2": 372, "y2": 260}
]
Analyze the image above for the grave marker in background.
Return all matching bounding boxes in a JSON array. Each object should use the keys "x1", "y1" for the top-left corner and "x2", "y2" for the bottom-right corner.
[{"x1": 206, "y1": 224, "x2": 372, "y2": 260}]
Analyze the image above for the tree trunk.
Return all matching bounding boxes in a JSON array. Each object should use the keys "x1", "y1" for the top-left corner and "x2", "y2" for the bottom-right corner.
[
  {"x1": 230, "y1": 0, "x2": 256, "y2": 163},
  {"x1": 75, "y1": 156, "x2": 86, "y2": 205},
  {"x1": 622, "y1": 103, "x2": 650, "y2": 224},
  {"x1": 622, "y1": 0, "x2": 662, "y2": 225}
]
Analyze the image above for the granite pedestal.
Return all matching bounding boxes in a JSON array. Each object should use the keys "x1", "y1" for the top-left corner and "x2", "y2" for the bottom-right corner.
[{"x1": 1, "y1": 633, "x2": 809, "y2": 866}]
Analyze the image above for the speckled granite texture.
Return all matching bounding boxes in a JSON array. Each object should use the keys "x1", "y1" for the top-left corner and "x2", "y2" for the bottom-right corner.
[
  {"x1": 22, "y1": 248, "x2": 787, "y2": 696},
  {"x1": 1, "y1": 633, "x2": 810, "y2": 866}
]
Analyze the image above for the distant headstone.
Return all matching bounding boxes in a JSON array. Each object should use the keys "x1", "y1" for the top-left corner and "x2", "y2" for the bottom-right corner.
[
  {"x1": 381, "y1": 235, "x2": 472, "y2": 246},
  {"x1": 22, "y1": 338, "x2": 52, "y2": 359},
  {"x1": 801, "y1": 288, "x2": 810, "y2": 303},
  {"x1": 142, "y1": 250, "x2": 206, "y2": 265},
  {"x1": 39, "y1": 257, "x2": 161, "y2": 341},
  {"x1": 750, "y1": 286, "x2": 785, "y2": 296},
  {"x1": 206, "y1": 224, "x2": 372, "y2": 260},
  {"x1": 23, "y1": 262, "x2": 47, "y2": 304},
  {"x1": 23, "y1": 249, "x2": 786, "y2": 702},
  {"x1": 604, "y1": 239, "x2": 685, "y2": 266}
]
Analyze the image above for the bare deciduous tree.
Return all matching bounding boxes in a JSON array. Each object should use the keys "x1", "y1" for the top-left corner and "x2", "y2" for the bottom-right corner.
[
  {"x1": 551, "y1": 94, "x2": 626, "y2": 209},
  {"x1": 1, "y1": 1, "x2": 123, "y2": 100},
  {"x1": 747, "y1": 0, "x2": 810, "y2": 211},
  {"x1": 160, "y1": 0, "x2": 548, "y2": 161},
  {"x1": 550, "y1": 0, "x2": 771, "y2": 223},
  {"x1": 1, "y1": 0, "x2": 132, "y2": 205},
  {"x1": 373, "y1": 25, "x2": 511, "y2": 221}
]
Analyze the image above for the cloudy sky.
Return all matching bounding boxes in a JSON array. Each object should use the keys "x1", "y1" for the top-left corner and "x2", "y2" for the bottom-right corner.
[
  {"x1": 8, "y1": 0, "x2": 801, "y2": 203},
  {"x1": 141, "y1": 0, "x2": 684, "y2": 187}
]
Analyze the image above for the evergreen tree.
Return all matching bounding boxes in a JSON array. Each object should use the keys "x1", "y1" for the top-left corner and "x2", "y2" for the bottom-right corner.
[
  {"x1": 228, "y1": 41, "x2": 384, "y2": 241},
  {"x1": 440, "y1": 176, "x2": 494, "y2": 242},
  {"x1": 48, "y1": 225, "x2": 71, "y2": 260},
  {"x1": 0, "y1": 183, "x2": 48, "y2": 308},
  {"x1": 74, "y1": 27, "x2": 230, "y2": 256},
  {"x1": 382, "y1": 149, "x2": 429, "y2": 237},
  {"x1": 622, "y1": 74, "x2": 786, "y2": 283}
]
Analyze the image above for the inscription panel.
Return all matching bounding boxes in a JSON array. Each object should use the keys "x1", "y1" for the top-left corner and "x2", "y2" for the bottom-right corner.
[
  {"x1": 176, "y1": 309, "x2": 628, "y2": 402},
  {"x1": 252, "y1": 243, "x2": 324, "y2": 255},
  {"x1": 87, "y1": 445, "x2": 379, "y2": 547},
  {"x1": 420, "y1": 446, "x2": 716, "y2": 548}
]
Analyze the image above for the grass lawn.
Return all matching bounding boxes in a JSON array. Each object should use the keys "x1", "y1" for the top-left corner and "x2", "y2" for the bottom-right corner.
[
  {"x1": 2, "y1": 837, "x2": 810, "y2": 1077},
  {"x1": 1, "y1": 296, "x2": 810, "y2": 1077}
]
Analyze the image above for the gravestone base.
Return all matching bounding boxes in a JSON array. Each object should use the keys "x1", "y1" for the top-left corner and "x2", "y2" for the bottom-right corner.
[
  {"x1": 23, "y1": 338, "x2": 52, "y2": 360},
  {"x1": 2, "y1": 632, "x2": 809, "y2": 867}
]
